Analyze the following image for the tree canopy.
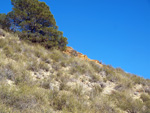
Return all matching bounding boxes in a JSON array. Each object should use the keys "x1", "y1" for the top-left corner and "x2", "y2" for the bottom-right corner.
[
  {"x1": 1, "y1": 0, "x2": 68, "y2": 50},
  {"x1": 0, "y1": 13, "x2": 10, "y2": 31}
]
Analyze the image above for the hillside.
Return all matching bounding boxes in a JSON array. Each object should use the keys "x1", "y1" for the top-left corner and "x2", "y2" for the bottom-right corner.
[{"x1": 0, "y1": 29, "x2": 150, "y2": 113}]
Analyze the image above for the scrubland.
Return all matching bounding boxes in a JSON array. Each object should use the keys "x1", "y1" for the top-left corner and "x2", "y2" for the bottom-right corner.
[{"x1": 0, "y1": 29, "x2": 150, "y2": 113}]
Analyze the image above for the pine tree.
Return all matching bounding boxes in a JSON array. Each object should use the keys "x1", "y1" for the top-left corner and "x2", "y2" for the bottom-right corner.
[
  {"x1": 0, "y1": 13, "x2": 10, "y2": 31},
  {"x1": 8, "y1": 0, "x2": 67, "y2": 50}
]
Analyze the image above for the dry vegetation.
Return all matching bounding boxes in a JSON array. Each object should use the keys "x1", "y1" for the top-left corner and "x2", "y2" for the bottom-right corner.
[{"x1": 0, "y1": 29, "x2": 150, "y2": 113}]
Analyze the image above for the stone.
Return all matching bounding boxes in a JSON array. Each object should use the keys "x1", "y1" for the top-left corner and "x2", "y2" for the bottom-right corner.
[{"x1": 64, "y1": 47, "x2": 103, "y2": 67}]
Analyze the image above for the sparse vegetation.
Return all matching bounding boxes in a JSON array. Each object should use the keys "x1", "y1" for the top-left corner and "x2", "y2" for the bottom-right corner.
[{"x1": 0, "y1": 28, "x2": 150, "y2": 112}]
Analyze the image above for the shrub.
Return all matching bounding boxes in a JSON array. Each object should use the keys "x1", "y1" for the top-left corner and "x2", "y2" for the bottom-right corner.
[
  {"x1": 52, "y1": 63, "x2": 61, "y2": 71},
  {"x1": 69, "y1": 65, "x2": 87, "y2": 75},
  {"x1": 106, "y1": 74, "x2": 119, "y2": 83},
  {"x1": 49, "y1": 50, "x2": 65, "y2": 62},
  {"x1": 72, "y1": 84, "x2": 83, "y2": 97},
  {"x1": 114, "y1": 77, "x2": 133, "y2": 91},
  {"x1": 89, "y1": 61, "x2": 102, "y2": 73},
  {"x1": 0, "y1": 39, "x2": 7, "y2": 48},
  {"x1": 140, "y1": 93, "x2": 150, "y2": 102},
  {"x1": 91, "y1": 84, "x2": 103, "y2": 97},
  {"x1": 131, "y1": 75, "x2": 146, "y2": 85},
  {"x1": 3, "y1": 45, "x2": 14, "y2": 57},
  {"x1": 89, "y1": 73, "x2": 101, "y2": 82},
  {"x1": 26, "y1": 60, "x2": 39, "y2": 71},
  {"x1": 0, "y1": 102, "x2": 16, "y2": 113},
  {"x1": 69, "y1": 59, "x2": 92, "y2": 75},
  {"x1": 0, "y1": 83, "x2": 51, "y2": 112},
  {"x1": 110, "y1": 91, "x2": 143, "y2": 113},
  {"x1": 0, "y1": 84, "x2": 35, "y2": 110},
  {"x1": 39, "y1": 62, "x2": 50, "y2": 71},
  {"x1": 144, "y1": 86, "x2": 150, "y2": 94},
  {"x1": 90, "y1": 96, "x2": 116, "y2": 113},
  {"x1": 144, "y1": 101, "x2": 150, "y2": 111}
]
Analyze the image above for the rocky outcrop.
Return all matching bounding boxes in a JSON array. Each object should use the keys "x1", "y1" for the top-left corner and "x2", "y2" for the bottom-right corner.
[{"x1": 64, "y1": 47, "x2": 103, "y2": 67}]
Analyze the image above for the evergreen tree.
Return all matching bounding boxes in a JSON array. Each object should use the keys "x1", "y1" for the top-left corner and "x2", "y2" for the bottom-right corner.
[
  {"x1": 9, "y1": 0, "x2": 67, "y2": 50},
  {"x1": 0, "y1": 13, "x2": 10, "y2": 31}
]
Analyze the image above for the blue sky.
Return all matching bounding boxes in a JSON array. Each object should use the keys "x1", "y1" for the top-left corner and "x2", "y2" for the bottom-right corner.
[{"x1": 1, "y1": 0, "x2": 150, "y2": 79}]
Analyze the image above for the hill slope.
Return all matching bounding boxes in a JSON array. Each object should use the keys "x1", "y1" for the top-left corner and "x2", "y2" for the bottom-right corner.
[{"x1": 0, "y1": 29, "x2": 150, "y2": 113}]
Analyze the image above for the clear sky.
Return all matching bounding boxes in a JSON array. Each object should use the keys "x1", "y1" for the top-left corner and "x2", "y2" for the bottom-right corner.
[{"x1": 1, "y1": 0, "x2": 150, "y2": 79}]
